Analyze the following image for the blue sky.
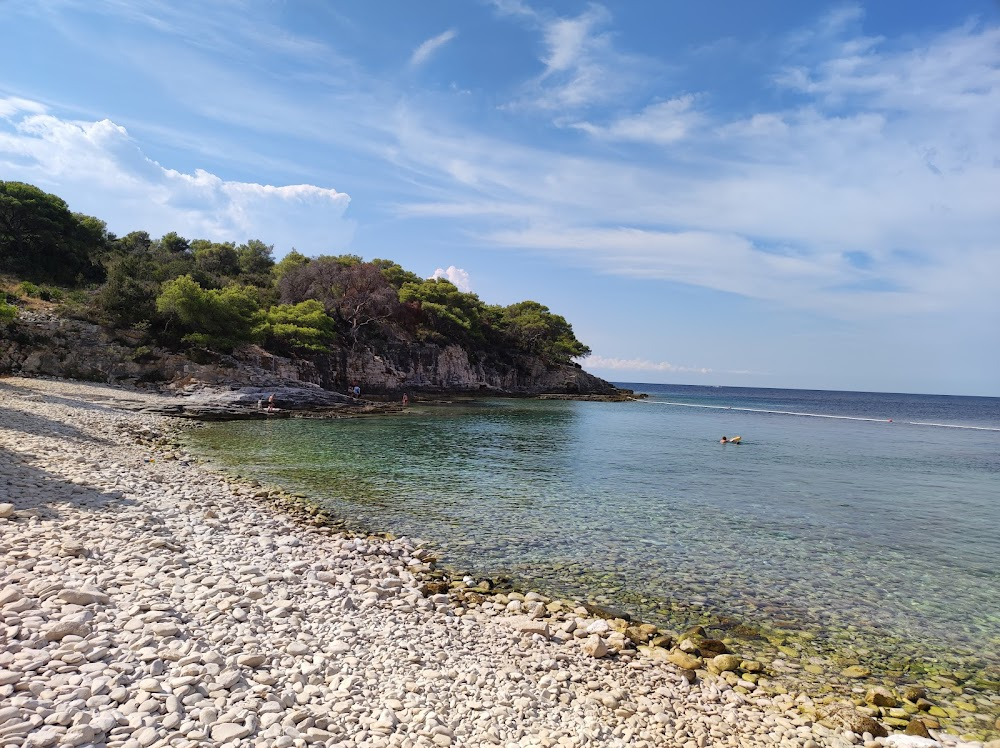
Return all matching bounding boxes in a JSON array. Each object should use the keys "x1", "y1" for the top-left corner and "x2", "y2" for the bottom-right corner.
[{"x1": 2, "y1": 1, "x2": 998, "y2": 396}]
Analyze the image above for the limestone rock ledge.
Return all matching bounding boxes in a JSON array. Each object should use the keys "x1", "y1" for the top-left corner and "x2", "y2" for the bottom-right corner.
[{"x1": 0, "y1": 311, "x2": 621, "y2": 399}]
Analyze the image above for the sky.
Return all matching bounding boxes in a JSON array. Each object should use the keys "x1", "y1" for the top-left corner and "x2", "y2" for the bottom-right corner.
[{"x1": 1, "y1": 1, "x2": 998, "y2": 396}]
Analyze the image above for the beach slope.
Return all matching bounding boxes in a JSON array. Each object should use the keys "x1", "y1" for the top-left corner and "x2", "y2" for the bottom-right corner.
[{"x1": 0, "y1": 377, "x2": 986, "y2": 748}]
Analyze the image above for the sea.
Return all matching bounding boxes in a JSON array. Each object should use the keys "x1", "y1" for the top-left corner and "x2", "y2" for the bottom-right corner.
[{"x1": 185, "y1": 383, "x2": 1000, "y2": 723}]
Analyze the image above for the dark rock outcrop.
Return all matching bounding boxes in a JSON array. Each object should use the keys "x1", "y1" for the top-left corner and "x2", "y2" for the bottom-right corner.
[{"x1": 1, "y1": 312, "x2": 623, "y2": 400}]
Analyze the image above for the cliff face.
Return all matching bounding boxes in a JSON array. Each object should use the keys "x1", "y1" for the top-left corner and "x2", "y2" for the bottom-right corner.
[
  {"x1": 0, "y1": 312, "x2": 617, "y2": 396},
  {"x1": 332, "y1": 341, "x2": 615, "y2": 396}
]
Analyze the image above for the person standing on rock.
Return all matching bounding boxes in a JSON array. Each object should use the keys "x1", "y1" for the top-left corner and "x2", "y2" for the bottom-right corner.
[
  {"x1": 402, "y1": 393, "x2": 409, "y2": 406},
  {"x1": 267, "y1": 394, "x2": 275, "y2": 413},
  {"x1": 353, "y1": 384, "x2": 361, "y2": 398}
]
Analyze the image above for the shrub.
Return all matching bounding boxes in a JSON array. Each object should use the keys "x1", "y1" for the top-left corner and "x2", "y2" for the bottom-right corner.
[
  {"x1": 0, "y1": 298, "x2": 17, "y2": 323},
  {"x1": 18, "y1": 281, "x2": 40, "y2": 298},
  {"x1": 260, "y1": 300, "x2": 336, "y2": 352},
  {"x1": 156, "y1": 275, "x2": 263, "y2": 352},
  {"x1": 38, "y1": 286, "x2": 64, "y2": 302}
]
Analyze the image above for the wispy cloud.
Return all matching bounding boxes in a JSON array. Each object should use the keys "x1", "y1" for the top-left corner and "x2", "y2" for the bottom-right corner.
[
  {"x1": 571, "y1": 95, "x2": 704, "y2": 144},
  {"x1": 3, "y1": 3, "x2": 997, "y2": 335},
  {"x1": 387, "y1": 13, "x2": 1000, "y2": 321},
  {"x1": 411, "y1": 29, "x2": 458, "y2": 67},
  {"x1": 0, "y1": 96, "x2": 46, "y2": 117},
  {"x1": 506, "y1": 4, "x2": 652, "y2": 111},
  {"x1": 583, "y1": 355, "x2": 714, "y2": 375},
  {"x1": 429, "y1": 265, "x2": 472, "y2": 292}
]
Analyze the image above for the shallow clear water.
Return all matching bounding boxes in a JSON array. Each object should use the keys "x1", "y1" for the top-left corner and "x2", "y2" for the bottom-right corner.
[{"x1": 186, "y1": 384, "x2": 1000, "y2": 696}]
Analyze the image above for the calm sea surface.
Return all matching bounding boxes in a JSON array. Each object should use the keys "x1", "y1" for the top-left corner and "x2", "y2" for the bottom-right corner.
[{"x1": 185, "y1": 384, "x2": 1000, "y2": 704}]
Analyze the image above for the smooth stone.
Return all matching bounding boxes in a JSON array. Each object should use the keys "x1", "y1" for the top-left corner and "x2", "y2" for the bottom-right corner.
[
  {"x1": 667, "y1": 650, "x2": 703, "y2": 671},
  {"x1": 504, "y1": 616, "x2": 550, "y2": 638},
  {"x1": 710, "y1": 654, "x2": 741, "y2": 673},
  {"x1": 59, "y1": 589, "x2": 110, "y2": 605},
  {"x1": 138, "y1": 678, "x2": 164, "y2": 692},
  {"x1": 148, "y1": 622, "x2": 179, "y2": 637},
  {"x1": 866, "y1": 687, "x2": 897, "y2": 708},
  {"x1": 211, "y1": 722, "x2": 250, "y2": 741},
  {"x1": 841, "y1": 666, "x2": 872, "y2": 679},
  {"x1": 44, "y1": 621, "x2": 91, "y2": 641}
]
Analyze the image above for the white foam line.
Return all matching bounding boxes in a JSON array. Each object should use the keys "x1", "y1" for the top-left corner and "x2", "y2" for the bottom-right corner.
[
  {"x1": 641, "y1": 400, "x2": 892, "y2": 423},
  {"x1": 905, "y1": 422, "x2": 1000, "y2": 432},
  {"x1": 637, "y1": 400, "x2": 1000, "y2": 431}
]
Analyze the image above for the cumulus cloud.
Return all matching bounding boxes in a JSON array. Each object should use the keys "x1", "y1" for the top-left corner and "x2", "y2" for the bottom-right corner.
[
  {"x1": 0, "y1": 100, "x2": 353, "y2": 253},
  {"x1": 410, "y1": 29, "x2": 458, "y2": 67},
  {"x1": 429, "y1": 265, "x2": 472, "y2": 292}
]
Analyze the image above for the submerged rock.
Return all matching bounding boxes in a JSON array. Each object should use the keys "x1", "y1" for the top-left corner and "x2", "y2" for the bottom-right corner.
[
  {"x1": 903, "y1": 718, "x2": 932, "y2": 738},
  {"x1": 819, "y1": 704, "x2": 888, "y2": 738},
  {"x1": 866, "y1": 686, "x2": 898, "y2": 708}
]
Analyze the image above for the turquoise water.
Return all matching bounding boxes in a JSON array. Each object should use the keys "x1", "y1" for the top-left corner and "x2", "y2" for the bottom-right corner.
[{"x1": 186, "y1": 384, "x2": 1000, "y2": 708}]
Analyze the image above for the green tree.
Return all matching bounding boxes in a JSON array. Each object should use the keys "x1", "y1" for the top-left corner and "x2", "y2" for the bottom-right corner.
[
  {"x1": 73, "y1": 213, "x2": 112, "y2": 265},
  {"x1": 0, "y1": 181, "x2": 103, "y2": 284},
  {"x1": 190, "y1": 240, "x2": 240, "y2": 288},
  {"x1": 372, "y1": 258, "x2": 422, "y2": 289},
  {"x1": 114, "y1": 230, "x2": 153, "y2": 255},
  {"x1": 158, "y1": 232, "x2": 190, "y2": 255},
  {"x1": 156, "y1": 275, "x2": 262, "y2": 351},
  {"x1": 399, "y1": 279, "x2": 487, "y2": 342},
  {"x1": 273, "y1": 249, "x2": 310, "y2": 283},
  {"x1": 149, "y1": 232, "x2": 195, "y2": 282},
  {"x1": 500, "y1": 300, "x2": 591, "y2": 362},
  {"x1": 97, "y1": 253, "x2": 159, "y2": 326},
  {"x1": 236, "y1": 239, "x2": 275, "y2": 285},
  {"x1": 260, "y1": 300, "x2": 336, "y2": 353}
]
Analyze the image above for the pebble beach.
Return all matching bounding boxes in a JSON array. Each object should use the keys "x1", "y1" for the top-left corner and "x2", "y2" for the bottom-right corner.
[{"x1": 1, "y1": 377, "x2": 995, "y2": 748}]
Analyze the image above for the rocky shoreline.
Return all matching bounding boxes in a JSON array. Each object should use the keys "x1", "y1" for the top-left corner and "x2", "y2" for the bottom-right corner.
[{"x1": 1, "y1": 376, "x2": 996, "y2": 748}]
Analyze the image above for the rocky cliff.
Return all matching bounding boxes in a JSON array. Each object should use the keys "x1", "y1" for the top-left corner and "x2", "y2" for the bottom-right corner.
[{"x1": 0, "y1": 311, "x2": 620, "y2": 399}]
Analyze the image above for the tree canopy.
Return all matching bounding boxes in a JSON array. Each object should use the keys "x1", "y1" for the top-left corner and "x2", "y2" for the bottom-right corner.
[
  {"x1": 0, "y1": 181, "x2": 104, "y2": 284},
  {"x1": 1, "y1": 181, "x2": 592, "y2": 366}
]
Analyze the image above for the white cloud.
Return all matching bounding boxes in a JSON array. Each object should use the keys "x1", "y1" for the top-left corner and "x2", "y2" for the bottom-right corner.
[
  {"x1": 429, "y1": 265, "x2": 472, "y2": 292},
  {"x1": 583, "y1": 355, "x2": 714, "y2": 375},
  {"x1": 572, "y1": 95, "x2": 703, "y2": 144},
  {"x1": 0, "y1": 102, "x2": 353, "y2": 253},
  {"x1": 388, "y1": 15, "x2": 1000, "y2": 323},
  {"x1": 0, "y1": 96, "x2": 46, "y2": 118},
  {"x1": 508, "y1": 4, "x2": 651, "y2": 111},
  {"x1": 411, "y1": 29, "x2": 458, "y2": 67}
]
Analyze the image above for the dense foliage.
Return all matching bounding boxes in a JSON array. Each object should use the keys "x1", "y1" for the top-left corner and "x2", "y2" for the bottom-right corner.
[
  {"x1": 0, "y1": 180, "x2": 590, "y2": 365},
  {"x1": 0, "y1": 182, "x2": 105, "y2": 285}
]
